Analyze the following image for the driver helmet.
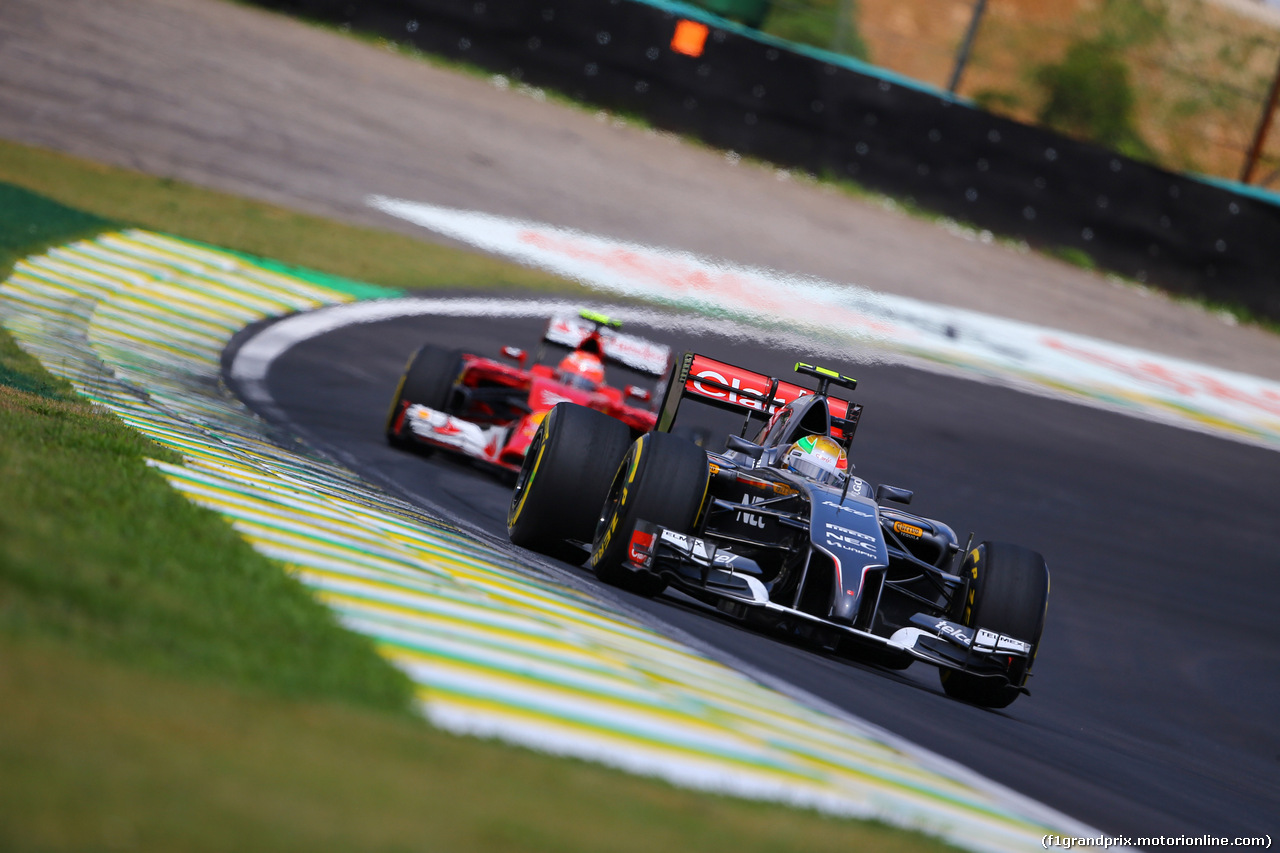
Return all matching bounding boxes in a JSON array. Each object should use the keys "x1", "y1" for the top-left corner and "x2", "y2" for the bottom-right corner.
[
  {"x1": 556, "y1": 350, "x2": 606, "y2": 391},
  {"x1": 783, "y1": 435, "x2": 847, "y2": 485}
]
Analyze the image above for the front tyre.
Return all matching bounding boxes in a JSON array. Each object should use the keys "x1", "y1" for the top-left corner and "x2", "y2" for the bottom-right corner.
[
  {"x1": 385, "y1": 344, "x2": 464, "y2": 449},
  {"x1": 589, "y1": 432, "x2": 709, "y2": 596},
  {"x1": 507, "y1": 403, "x2": 633, "y2": 558},
  {"x1": 940, "y1": 541, "x2": 1049, "y2": 709}
]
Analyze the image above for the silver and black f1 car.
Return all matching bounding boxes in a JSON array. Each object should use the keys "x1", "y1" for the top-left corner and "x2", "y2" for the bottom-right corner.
[{"x1": 507, "y1": 353, "x2": 1050, "y2": 708}]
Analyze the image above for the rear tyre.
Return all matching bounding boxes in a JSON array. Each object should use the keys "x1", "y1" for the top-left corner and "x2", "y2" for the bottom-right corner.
[
  {"x1": 507, "y1": 403, "x2": 633, "y2": 559},
  {"x1": 940, "y1": 541, "x2": 1049, "y2": 709},
  {"x1": 385, "y1": 344, "x2": 464, "y2": 450},
  {"x1": 589, "y1": 432, "x2": 709, "y2": 596}
]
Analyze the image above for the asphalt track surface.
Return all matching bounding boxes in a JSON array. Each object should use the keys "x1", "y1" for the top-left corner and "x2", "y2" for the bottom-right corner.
[
  {"x1": 242, "y1": 306, "x2": 1280, "y2": 843},
  {"x1": 4, "y1": 0, "x2": 1279, "y2": 843}
]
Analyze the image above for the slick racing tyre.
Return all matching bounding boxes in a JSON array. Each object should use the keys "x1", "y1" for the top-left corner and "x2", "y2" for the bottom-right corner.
[
  {"x1": 940, "y1": 541, "x2": 1049, "y2": 709},
  {"x1": 589, "y1": 431, "x2": 709, "y2": 597},
  {"x1": 508, "y1": 402, "x2": 633, "y2": 559},
  {"x1": 385, "y1": 344, "x2": 463, "y2": 449}
]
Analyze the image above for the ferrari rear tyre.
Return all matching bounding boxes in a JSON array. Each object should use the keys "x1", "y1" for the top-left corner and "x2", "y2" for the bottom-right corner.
[
  {"x1": 385, "y1": 344, "x2": 463, "y2": 449},
  {"x1": 507, "y1": 402, "x2": 633, "y2": 558},
  {"x1": 940, "y1": 541, "x2": 1049, "y2": 709},
  {"x1": 589, "y1": 431, "x2": 709, "y2": 596}
]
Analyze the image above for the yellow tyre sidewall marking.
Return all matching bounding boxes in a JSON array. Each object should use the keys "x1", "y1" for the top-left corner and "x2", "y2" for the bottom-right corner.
[
  {"x1": 509, "y1": 419, "x2": 550, "y2": 527},
  {"x1": 592, "y1": 436, "x2": 643, "y2": 565}
]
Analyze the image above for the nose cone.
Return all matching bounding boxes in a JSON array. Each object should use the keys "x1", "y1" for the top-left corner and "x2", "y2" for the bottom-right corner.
[{"x1": 831, "y1": 584, "x2": 861, "y2": 624}]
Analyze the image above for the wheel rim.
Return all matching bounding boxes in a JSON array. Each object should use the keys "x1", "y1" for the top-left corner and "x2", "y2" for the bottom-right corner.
[
  {"x1": 593, "y1": 455, "x2": 630, "y2": 547},
  {"x1": 508, "y1": 426, "x2": 545, "y2": 526}
]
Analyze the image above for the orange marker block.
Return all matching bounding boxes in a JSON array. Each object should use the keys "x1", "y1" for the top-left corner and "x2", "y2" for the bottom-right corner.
[{"x1": 670, "y1": 19, "x2": 709, "y2": 58}]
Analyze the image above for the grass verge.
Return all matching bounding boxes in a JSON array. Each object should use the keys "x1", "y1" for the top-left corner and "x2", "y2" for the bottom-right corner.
[
  {"x1": 0, "y1": 137, "x2": 589, "y2": 296},
  {"x1": 0, "y1": 641, "x2": 951, "y2": 853},
  {"x1": 0, "y1": 144, "x2": 957, "y2": 851},
  {"x1": 0, "y1": 382, "x2": 415, "y2": 709}
]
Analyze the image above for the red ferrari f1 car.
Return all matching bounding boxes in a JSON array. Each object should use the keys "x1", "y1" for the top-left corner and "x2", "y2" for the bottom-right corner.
[{"x1": 384, "y1": 311, "x2": 671, "y2": 475}]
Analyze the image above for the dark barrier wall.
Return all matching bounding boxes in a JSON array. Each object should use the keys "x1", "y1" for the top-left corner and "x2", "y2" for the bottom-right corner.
[{"x1": 251, "y1": 0, "x2": 1280, "y2": 321}]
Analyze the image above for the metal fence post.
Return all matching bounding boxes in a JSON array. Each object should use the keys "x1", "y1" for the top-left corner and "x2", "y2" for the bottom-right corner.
[
  {"x1": 947, "y1": 0, "x2": 989, "y2": 95},
  {"x1": 1240, "y1": 51, "x2": 1280, "y2": 185}
]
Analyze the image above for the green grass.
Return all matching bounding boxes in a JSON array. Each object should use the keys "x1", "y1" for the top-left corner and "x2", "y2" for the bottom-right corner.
[
  {"x1": 0, "y1": 182, "x2": 114, "y2": 261},
  {"x1": 0, "y1": 321, "x2": 79, "y2": 400},
  {"x1": 1171, "y1": 293, "x2": 1280, "y2": 337},
  {"x1": 0, "y1": 142, "x2": 959, "y2": 851},
  {"x1": 0, "y1": 179, "x2": 419, "y2": 708},
  {"x1": 1048, "y1": 245, "x2": 1098, "y2": 272},
  {"x1": 0, "y1": 641, "x2": 952, "y2": 853},
  {"x1": 0, "y1": 383, "x2": 415, "y2": 709}
]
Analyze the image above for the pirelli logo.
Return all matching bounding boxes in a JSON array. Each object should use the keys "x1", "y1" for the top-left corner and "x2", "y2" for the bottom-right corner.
[{"x1": 893, "y1": 521, "x2": 924, "y2": 539}]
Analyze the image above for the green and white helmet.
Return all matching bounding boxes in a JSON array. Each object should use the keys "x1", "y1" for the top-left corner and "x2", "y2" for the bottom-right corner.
[{"x1": 783, "y1": 435, "x2": 847, "y2": 485}]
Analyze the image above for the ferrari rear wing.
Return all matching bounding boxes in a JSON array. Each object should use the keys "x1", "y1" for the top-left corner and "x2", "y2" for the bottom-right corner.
[
  {"x1": 655, "y1": 352, "x2": 862, "y2": 438},
  {"x1": 543, "y1": 313, "x2": 672, "y2": 377}
]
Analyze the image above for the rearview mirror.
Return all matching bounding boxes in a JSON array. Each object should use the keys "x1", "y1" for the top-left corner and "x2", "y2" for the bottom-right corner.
[
  {"x1": 625, "y1": 385, "x2": 651, "y2": 403},
  {"x1": 726, "y1": 434, "x2": 764, "y2": 460},
  {"x1": 501, "y1": 346, "x2": 527, "y2": 367},
  {"x1": 875, "y1": 484, "x2": 913, "y2": 505}
]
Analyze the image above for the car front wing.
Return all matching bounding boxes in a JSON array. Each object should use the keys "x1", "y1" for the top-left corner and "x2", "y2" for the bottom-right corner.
[
  {"x1": 624, "y1": 521, "x2": 1034, "y2": 689},
  {"x1": 402, "y1": 404, "x2": 520, "y2": 471}
]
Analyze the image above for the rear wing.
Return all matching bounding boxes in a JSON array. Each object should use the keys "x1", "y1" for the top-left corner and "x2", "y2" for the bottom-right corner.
[
  {"x1": 655, "y1": 352, "x2": 862, "y2": 439},
  {"x1": 543, "y1": 314, "x2": 672, "y2": 377}
]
